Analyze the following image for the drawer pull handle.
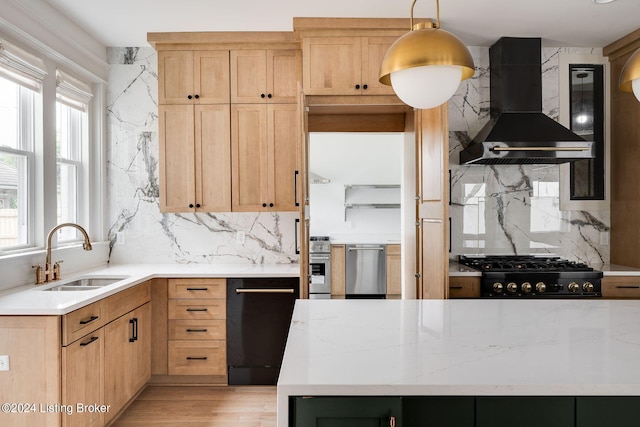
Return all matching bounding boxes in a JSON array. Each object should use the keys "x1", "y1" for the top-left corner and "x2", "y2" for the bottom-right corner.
[
  {"x1": 79, "y1": 315, "x2": 99, "y2": 325},
  {"x1": 186, "y1": 308, "x2": 208, "y2": 312},
  {"x1": 235, "y1": 289, "x2": 295, "y2": 294},
  {"x1": 616, "y1": 285, "x2": 640, "y2": 289},
  {"x1": 450, "y1": 286, "x2": 463, "y2": 290},
  {"x1": 186, "y1": 357, "x2": 208, "y2": 361},
  {"x1": 80, "y1": 336, "x2": 99, "y2": 347},
  {"x1": 186, "y1": 329, "x2": 208, "y2": 333},
  {"x1": 186, "y1": 287, "x2": 209, "y2": 291}
]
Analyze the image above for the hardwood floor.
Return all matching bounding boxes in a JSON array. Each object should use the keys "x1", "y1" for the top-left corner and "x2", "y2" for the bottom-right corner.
[{"x1": 111, "y1": 386, "x2": 276, "y2": 427}]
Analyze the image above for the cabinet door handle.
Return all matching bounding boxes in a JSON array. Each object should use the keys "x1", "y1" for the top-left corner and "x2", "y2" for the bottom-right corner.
[
  {"x1": 294, "y1": 170, "x2": 300, "y2": 206},
  {"x1": 129, "y1": 318, "x2": 138, "y2": 343},
  {"x1": 267, "y1": 93, "x2": 272, "y2": 98},
  {"x1": 189, "y1": 203, "x2": 194, "y2": 208},
  {"x1": 186, "y1": 287, "x2": 209, "y2": 291},
  {"x1": 355, "y1": 84, "x2": 360, "y2": 89},
  {"x1": 269, "y1": 202, "x2": 274, "y2": 208},
  {"x1": 187, "y1": 95, "x2": 193, "y2": 100},
  {"x1": 186, "y1": 308, "x2": 208, "y2": 312},
  {"x1": 363, "y1": 84, "x2": 368, "y2": 89},
  {"x1": 389, "y1": 416, "x2": 396, "y2": 427},
  {"x1": 262, "y1": 203, "x2": 267, "y2": 208},
  {"x1": 260, "y1": 93, "x2": 266, "y2": 98},
  {"x1": 186, "y1": 357, "x2": 208, "y2": 361},
  {"x1": 80, "y1": 336, "x2": 99, "y2": 347},
  {"x1": 196, "y1": 203, "x2": 201, "y2": 208},
  {"x1": 186, "y1": 329, "x2": 208, "y2": 333},
  {"x1": 295, "y1": 218, "x2": 300, "y2": 255},
  {"x1": 79, "y1": 315, "x2": 99, "y2": 325},
  {"x1": 194, "y1": 94, "x2": 199, "y2": 99}
]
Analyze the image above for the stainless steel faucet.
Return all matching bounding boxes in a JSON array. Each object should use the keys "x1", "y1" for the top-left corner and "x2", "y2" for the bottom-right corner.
[{"x1": 34, "y1": 223, "x2": 93, "y2": 284}]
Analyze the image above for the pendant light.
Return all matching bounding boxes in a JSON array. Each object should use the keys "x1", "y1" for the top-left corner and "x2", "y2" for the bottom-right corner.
[
  {"x1": 379, "y1": 0, "x2": 474, "y2": 110},
  {"x1": 619, "y1": 47, "x2": 640, "y2": 102}
]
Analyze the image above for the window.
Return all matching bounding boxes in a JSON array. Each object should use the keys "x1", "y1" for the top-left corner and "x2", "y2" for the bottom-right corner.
[{"x1": 0, "y1": 74, "x2": 36, "y2": 249}]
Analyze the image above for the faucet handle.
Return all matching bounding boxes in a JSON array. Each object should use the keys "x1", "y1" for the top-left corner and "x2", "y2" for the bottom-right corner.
[
  {"x1": 53, "y1": 260, "x2": 64, "y2": 281},
  {"x1": 32, "y1": 265, "x2": 44, "y2": 285}
]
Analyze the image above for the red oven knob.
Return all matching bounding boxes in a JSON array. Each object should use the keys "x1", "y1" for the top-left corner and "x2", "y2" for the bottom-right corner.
[
  {"x1": 535, "y1": 282, "x2": 546, "y2": 293},
  {"x1": 521, "y1": 282, "x2": 532, "y2": 293},
  {"x1": 568, "y1": 282, "x2": 580, "y2": 292},
  {"x1": 583, "y1": 282, "x2": 594, "y2": 292},
  {"x1": 492, "y1": 282, "x2": 503, "y2": 293},
  {"x1": 507, "y1": 282, "x2": 518, "y2": 293}
]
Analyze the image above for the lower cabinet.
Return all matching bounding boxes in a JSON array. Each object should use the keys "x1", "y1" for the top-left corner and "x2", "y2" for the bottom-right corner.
[
  {"x1": 293, "y1": 396, "x2": 639, "y2": 427},
  {"x1": 293, "y1": 397, "x2": 402, "y2": 427},
  {"x1": 104, "y1": 302, "x2": 151, "y2": 424},
  {"x1": 61, "y1": 330, "x2": 104, "y2": 427}
]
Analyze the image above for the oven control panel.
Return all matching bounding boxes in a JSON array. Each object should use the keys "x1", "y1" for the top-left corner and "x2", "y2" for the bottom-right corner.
[{"x1": 482, "y1": 273, "x2": 602, "y2": 298}]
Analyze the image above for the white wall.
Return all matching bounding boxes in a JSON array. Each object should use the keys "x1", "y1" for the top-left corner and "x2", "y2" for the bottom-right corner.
[{"x1": 309, "y1": 133, "x2": 403, "y2": 240}]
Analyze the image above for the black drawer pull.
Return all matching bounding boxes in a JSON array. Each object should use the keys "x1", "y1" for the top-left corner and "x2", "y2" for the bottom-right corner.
[
  {"x1": 186, "y1": 329, "x2": 208, "y2": 333},
  {"x1": 616, "y1": 285, "x2": 640, "y2": 289},
  {"x1": 79, "y1": 315, "x2": 99, "y2": 325},
  {"x1": 80, "y1": 336, "x2": 99, "y2": 347},
  {"x1": 186, "y1": 287, "x2": 209, "y2": 291},
  {"x1": 186, "y1": 357, "x2": 208, "y2": 361},
  {"x1": 186, "y1": 308, "x2": 208, "y2": 312},
  {"x1": 450, "y1": 286, "x2": 463, "y2": 290}
]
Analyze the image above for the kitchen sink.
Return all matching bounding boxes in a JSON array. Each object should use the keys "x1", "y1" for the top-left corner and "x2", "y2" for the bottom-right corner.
[{"x1": 42, "y1": 277, "x2": 129, "y2": 291}]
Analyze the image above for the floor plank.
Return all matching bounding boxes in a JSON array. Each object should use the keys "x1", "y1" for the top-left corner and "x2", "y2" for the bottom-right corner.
[{"x1": 111, "y1": 386, "x2": 276, "y2": 427}]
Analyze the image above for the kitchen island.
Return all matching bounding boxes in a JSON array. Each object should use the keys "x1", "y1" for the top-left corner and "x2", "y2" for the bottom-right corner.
[{"x1": 277, "y1": 299, "x2": 640, "y2": 426}]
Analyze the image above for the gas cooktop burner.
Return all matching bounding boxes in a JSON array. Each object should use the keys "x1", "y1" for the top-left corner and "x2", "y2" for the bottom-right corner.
[{"x1": 458, "y1": 255, "x2": 603, "y2": 298}]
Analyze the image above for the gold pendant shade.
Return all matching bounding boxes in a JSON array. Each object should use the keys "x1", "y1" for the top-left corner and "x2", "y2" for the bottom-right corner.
[
  {"x1": 379, "y1": 24, "x2": 475, "y2": 86},
  {"x1": 619, "y1": 47, "x2": 640, "y2": 99}
]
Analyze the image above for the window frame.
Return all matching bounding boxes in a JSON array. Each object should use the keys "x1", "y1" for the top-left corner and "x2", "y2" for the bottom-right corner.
[{"x1": 558, "y1": 52, "x2": 611, "y2": 212}]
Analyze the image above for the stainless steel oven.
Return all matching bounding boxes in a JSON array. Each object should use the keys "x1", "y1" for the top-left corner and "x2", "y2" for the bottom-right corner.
[{"x1": 309, "y1": 236, "x2": 331, "y2": 299}]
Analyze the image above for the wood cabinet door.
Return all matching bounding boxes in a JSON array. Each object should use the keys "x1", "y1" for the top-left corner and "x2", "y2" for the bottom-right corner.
[
  {"x1": 302, "y1": 37, "x2": 362, "y2": 95},
  {"x1": 268, "y1": 104, "x2": 299, "y2": 211},
  {"x1": 195, "y1": 105, "x2": 232, "y2": 211},
  {"x1": 449, "y1": 276, "x2": 481, "y2": 298},
  {"x1": 158, "y1": 51, "x2": 194, "y2": 104},
  {"x1": 476, "y1": 397, "x2": 575, "y2": 427},
  {"x1": 330, "y1": 245, "x2": 346, "y2": 297},
  {"x1": 361, "y1": 37, "x2": 397, "y2": 95},
  {"x1": 403, "y1": 397, "x2": 474, "y2": 427},
  {"x1": 62, "y1": 330, "x2": 104, "y2": 427},
  {"x1": 386, "y1": 244, "x2": 402, "y2": 297},
  {"x1": 193, "y1": 50, "x2": 230, "y2": 104},
  {"x1": 267, "y1": 49, "x2": 302, "y2": 103},
  {"x1": 104, "y1": 304, "x2": 150, "y2": 424},
  {"x1": 231, "y1": 50, "x2": 268, "y2": 103},
  {"x1": 576, "y1": 397, "x2": 640, "y2": 427},
  {"x1": 231, "y1": 104, "x2": 269, "y2": 211},
  {"x1": 159, "y1": 105, "x2": 196, "y2": 213}
]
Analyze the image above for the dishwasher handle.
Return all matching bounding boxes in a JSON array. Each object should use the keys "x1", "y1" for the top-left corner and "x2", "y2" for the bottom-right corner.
[
  {"x1": 235, "y1": 288, "x2": 296, "y2": 294},
  {"x1": 347, "y1": 247, "x2": 385, "y2": 251}
]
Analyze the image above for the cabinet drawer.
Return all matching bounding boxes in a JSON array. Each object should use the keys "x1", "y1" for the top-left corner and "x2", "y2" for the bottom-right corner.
[
  {"x1": 103, "y1": 281, "x2": 151, "y2": 322},
  {"x1": 168, "y1": 320, "x2": 225, "y2": 340},
  {"x1": 168, "y1": 299, "x2": 225, "y2": 320},
  {"x1": 62, "y1": 300, "x2": 105, "y2": 346},
  {"x1": 168, "y1": 278, "x2": 225, "y2": 299},
  {"x1": 602, "y1": 277, "x2": 640, "y2": 298},
  {"x1": 168, "y1": 341, "x2": 226, "y2": 375},
  {"x1": 449, "y1": 277, "x2": 481, "y2": 298}
]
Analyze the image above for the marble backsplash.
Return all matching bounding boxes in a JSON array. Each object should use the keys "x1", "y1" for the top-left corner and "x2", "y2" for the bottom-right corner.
[
  {"x1": 106, "y1": 47, "x2": 298, "y2": 264},
  {"x1": 448, "y1": 46, "x2": 610, "y2": 264},
  {"x1": 105, "y1": 45, "x2": 609, "y2": 265}
]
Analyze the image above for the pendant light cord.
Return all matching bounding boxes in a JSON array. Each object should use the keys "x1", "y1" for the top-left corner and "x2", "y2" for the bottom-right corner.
[{"x1": 410, "y1": 0, "x2": 441, "y2": 30}]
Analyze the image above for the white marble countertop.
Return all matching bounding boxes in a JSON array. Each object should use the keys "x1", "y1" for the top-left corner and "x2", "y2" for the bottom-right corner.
[
  {"x1": 277, "y1": 299, "x2": 640, "y2": 427},
  {"x1": 0, "y1": 263, "x2": 299, "y2": 315}
]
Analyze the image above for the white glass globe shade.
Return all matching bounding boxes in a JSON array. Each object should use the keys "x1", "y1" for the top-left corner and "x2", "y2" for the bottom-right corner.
[
  {"x1": 633, "y1": 78, "x2": 640, "y2": 102},
  {"x1": 390, "y1": 65, "x2": 463, "y2": 109}
]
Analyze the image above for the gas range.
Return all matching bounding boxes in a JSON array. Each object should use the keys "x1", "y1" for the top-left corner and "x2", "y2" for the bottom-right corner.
[{"x1": 458, "y1": 255, "x2": 603, "y2": 298}]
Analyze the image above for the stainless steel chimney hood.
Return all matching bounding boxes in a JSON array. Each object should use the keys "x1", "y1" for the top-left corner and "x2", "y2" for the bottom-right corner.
[{"x1": 460, "y1": 37, "x2": 595, "y2": 165}]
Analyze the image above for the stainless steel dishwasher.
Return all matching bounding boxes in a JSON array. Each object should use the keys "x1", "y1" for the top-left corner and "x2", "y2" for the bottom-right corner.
[{"x1": 345, "y1": 244, "x2": 387, "y2": 298}]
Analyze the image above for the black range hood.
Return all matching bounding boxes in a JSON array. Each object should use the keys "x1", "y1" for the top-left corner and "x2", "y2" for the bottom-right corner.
[{"x1": 460, "y1": 37, "x2": 595, "y2": 165}]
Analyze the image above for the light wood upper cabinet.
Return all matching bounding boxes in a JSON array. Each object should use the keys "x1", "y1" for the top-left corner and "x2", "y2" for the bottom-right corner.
[
  {"x1": 158, "y1": 104, "x2": 231, "y2": 212},
  {"x1": 158, "y1": 50, "x2": 230, "y2": 104},
  {"x1": 231, "y1": 49, "x2": 301, "y2": 103},
  {"x1": 302, "y1": 36, "x2": 396, "y2": 95},
  {"x1": 231, "y1": 104, "x2": 299, "y2": 212}
]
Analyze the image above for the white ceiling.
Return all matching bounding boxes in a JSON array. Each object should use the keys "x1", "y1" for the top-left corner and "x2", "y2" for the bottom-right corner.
[{"x1": 44, "y1": 0, "x2": 640, "y2": 48}]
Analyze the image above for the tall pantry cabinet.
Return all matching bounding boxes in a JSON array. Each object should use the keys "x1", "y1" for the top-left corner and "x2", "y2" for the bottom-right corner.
[{"x1": 150, "y1": 33, "x2": 302, "y2": 214}]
